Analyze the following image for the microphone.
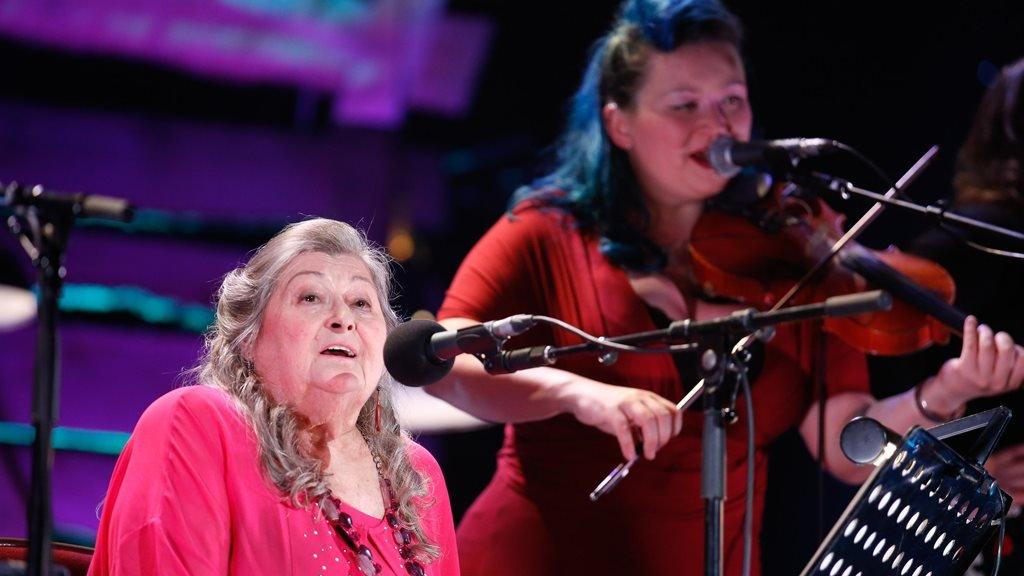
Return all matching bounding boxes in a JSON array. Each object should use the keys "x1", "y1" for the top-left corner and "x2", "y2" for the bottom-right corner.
[
  {"x1": 840, "y1": 417, "x2": 901, "y2": 466},
  {"x1": 383, "y1": 315, "x2": 536, "y2": 387},
  {"x1": 2, "y1": 181, "x2": 134, "y2": 222},
  {"x1": 708, "y1": 136, "x2": 841, "y2": 177}
]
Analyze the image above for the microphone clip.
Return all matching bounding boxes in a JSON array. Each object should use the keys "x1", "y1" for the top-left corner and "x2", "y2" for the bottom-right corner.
[{"x1": 480, "y1": 345, "x2": 556, "y2": 376}]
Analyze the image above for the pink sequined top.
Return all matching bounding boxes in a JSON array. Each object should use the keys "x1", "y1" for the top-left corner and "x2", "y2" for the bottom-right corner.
[{"x1": 88, "y1": 385, "x2": 460, "y2": 575}]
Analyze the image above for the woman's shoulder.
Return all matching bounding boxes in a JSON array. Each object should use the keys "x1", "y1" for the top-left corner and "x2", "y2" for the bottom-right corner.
[
  {"x1": 505, "y1": 192, "x2": 582, "y2": 232},
  {"x1": 401, "y1": 439, "x2": 454, "y2": 526},
  {"x1": 453, "y1": 194, "x2": 584, "y2": 266},
  {"x1": 134, "y1": 385, "x2": 247, "y2": 439},
  {"x1": 403, "y1": 438, "x2": 445, "y2": 480},
  {"x1": 143, "y1": 384, "x2": 238, "y2": 417}
]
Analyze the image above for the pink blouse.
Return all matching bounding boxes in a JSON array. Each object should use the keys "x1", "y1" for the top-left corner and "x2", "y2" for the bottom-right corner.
[{"x1": 88, "y1": 385, "x2": 459, "y2": 575}]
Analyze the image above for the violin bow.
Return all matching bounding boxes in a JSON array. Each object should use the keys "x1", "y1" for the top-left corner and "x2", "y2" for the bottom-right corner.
[
  {"x1": 590, "y1": 147, "x2": 961, "y2": 502},
  {"x1": 771, "y1": 145, "x2": 940, "y2": 313}
]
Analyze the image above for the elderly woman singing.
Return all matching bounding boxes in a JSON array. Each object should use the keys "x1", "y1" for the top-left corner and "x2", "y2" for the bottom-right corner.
[{"x1": 89, "y1": 219, "x2": 459, "y2": 575}]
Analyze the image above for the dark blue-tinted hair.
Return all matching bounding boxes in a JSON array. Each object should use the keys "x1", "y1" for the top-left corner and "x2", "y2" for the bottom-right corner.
[{"x1": 516, "y1": 0, "x2": 743, "y2": 272}]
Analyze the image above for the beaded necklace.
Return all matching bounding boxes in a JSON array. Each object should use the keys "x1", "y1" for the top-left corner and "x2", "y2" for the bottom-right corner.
[{"x1": 321, "y1": 439, "x2": 426, "y2": 576}]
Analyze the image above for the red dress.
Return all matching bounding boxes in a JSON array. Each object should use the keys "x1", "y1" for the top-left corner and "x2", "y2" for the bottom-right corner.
[
  {"x1": 437, "y1": 202, "x2": 869, "y2": 576},
  {"x1": 88, "y1": 385, "x2": 460, "y2": 575}
]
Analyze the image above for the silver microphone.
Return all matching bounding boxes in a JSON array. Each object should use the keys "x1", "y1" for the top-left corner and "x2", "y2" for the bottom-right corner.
[{"x1": 708, "y1": 136, "x2": 840, "y2": 177}]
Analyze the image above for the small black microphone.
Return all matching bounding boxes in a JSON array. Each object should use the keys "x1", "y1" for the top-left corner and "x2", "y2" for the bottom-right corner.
[
  {"x1": 708, "y1": 136, "x2": 840, "y2": 177},
  {"x1": 383, "y1": 315, "x2": 536, "y2": 387},
  {"x1": 840, "y1": 417, "x2": 901, "y2": 465},
  {"x1": 484, "y1": 345, "x2": 556, "y2": 375},
  {"x1": 2, "y1": 181, "x2": 134, "y2": 222}
]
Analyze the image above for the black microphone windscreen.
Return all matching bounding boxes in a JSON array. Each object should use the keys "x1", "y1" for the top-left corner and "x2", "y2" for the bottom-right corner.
[
  {"x1": 384, "y1": 319, "x2": 455, "y2": 387},
  {"x1": 840, "y1": 417, "x2": 898, "y2": 465}
]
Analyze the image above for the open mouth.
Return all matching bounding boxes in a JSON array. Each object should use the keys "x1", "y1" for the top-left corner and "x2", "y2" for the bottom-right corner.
[
  {"x1": 691, "y1": 150, "x2": 712, "y2": 169},
  {"x1": 321, "y1": 345, "x2": 357, "y2": 358}
]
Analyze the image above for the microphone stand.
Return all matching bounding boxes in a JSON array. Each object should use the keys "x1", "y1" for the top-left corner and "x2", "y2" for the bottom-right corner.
[
  {"x1": 493, "y1": 291, "x2": 892, "y2": 576},
  {"x1": 670, "y1": 293, "x2": 892, "y2": 576},
  {"x1": 693, "y1": 324, "x2": 757, "y2": 576},
  {"x1": 2, "y1": 181, "x2": 132, "y2": 576},
  {"x1": 783, "y1": 167, "x2": 1024, "y2": 247}
]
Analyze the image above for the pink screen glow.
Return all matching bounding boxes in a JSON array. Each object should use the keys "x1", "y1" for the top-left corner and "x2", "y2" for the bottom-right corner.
[{"x1": 0, "y1": 0, "x2": 491, "y2": 127}]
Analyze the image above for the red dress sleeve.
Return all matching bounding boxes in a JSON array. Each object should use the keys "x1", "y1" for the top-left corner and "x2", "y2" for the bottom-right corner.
[
  {"x1": 89, "y1": 387, "x2": 235, "y2": 575},
  {"x1": 438, "y1": 205, "x2": 565, "y2": 324}
]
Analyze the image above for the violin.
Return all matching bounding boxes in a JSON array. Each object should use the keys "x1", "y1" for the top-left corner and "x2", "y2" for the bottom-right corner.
[{"x1": 689, "y1": 177, "x2": 966, "y2": 356}]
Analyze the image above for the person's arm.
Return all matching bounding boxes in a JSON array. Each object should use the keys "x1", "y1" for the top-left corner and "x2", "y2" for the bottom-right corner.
[
  {"x1": 426, "y1": 317, "x2": 682, "y2": 461},
  {"x1": 92, "y1": 389, "x2": 232, "y2": 575},
  {"x1": 430, "y1": 209, "x2": 681, "y2": 461},
  {"x1": 802, "y1": 316, "x2": 1024, "y2": 484},
  {"x1": 984, "y1": 444, "x2": 1024, "y2": 502}
]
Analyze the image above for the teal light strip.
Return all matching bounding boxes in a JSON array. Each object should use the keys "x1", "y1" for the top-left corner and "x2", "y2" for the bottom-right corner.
[
  {"x1": 0, "y1": 422, "x2": 128, "y2": 456},
  {"x1": 55, "y1": 283, "x2": 215, "y2": 333},
  {"x1": 53, "y1": 524, "x2": 97, "y2": 548},
  {"x1": 0, "y1": 421, "x2": 34, "y2": 446}
]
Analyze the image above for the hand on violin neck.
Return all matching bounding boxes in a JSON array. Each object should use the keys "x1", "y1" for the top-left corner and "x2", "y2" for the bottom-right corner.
[{"x1": 930, "y1": 315, "x2": 1024, "y2": 407}]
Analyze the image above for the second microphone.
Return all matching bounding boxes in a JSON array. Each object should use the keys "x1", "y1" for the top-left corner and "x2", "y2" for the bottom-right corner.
[{"x1": 383, "y1": 315, "x2": 537, "y2": 387}]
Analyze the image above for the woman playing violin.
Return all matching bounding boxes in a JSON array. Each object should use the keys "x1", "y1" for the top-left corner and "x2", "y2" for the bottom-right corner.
[{"x1": 427, "y1": 1, "x2": 1024, "y2": 574}]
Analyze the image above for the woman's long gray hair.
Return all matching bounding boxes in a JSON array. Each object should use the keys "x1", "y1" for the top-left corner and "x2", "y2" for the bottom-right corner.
[{"x1": 191, "y1": 218, "x2": 438, "y2": 562}]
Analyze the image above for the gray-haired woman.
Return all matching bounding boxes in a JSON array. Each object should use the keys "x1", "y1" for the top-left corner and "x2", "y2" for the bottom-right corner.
[{"x1": 89, "y1": 219, "x2": 459, "y2": 575}]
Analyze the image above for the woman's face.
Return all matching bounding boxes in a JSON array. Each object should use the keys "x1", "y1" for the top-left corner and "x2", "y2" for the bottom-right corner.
[
  {"x1": 604, "y1": 41, "x2": 753, "y2": 208},
  {"x1": 251, "y1": 251, "x2": 387, "y2": 430}
]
